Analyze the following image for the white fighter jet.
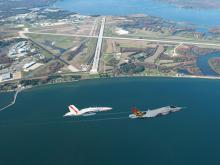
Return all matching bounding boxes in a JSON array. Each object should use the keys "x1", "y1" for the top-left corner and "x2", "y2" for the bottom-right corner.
[{"x1": 64, "y1": 105, "x2": 112, "y2": 117}]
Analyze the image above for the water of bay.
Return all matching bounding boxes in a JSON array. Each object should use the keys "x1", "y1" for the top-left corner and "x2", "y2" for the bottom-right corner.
[
  {"x1": 0, "y1": 77, "x2": 219, "y2": 165},
  {"x1": 54, "y1": 0, "x2": 220, "y2": 29},
  {"x1": 197, "y1": 52, "x2": 220, "y2": 76}
]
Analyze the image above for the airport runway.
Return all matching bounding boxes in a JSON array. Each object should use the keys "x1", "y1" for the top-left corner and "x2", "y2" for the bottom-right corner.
[
  {"x1": 90, "y1": 17, "x2": 106, "y2": 73},
  {"x1": 26, "y1": 31, "x2": 98, "y2": 39},
  {"x1": 25, "y1": 31, "x2": 220, "y2": 48}
]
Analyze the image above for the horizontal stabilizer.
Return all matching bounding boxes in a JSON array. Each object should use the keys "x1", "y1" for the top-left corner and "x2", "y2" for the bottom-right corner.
[{"x1": 82, "y1": 113, "x2": 96, "y2": 117}]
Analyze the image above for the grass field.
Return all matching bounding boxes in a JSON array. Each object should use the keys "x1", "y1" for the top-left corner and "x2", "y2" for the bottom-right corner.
[{"x1": 27, "y1": 34, "x2": 82, "y2": 49}]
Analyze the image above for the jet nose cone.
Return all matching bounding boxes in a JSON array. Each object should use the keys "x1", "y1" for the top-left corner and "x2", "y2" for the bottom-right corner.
[{"x1": 102, "y1": 107, "x2": 112, "y2": 111}]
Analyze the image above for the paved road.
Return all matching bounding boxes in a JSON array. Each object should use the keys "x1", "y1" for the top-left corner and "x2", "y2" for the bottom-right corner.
[
  {"x1": 145, "y1": 45, "x2": 164, "y2": 64},
  {"x1": 173, "y1": 43, "x2": 183, "y2": 57},
  {"x1": 90, "y1": 17, "x2": 106, "y2": 74}
]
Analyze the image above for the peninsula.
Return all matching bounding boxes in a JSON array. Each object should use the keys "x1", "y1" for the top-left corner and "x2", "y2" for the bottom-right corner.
[{"x1": 1, "y1": 1, "x2": 220, "y2": 92}]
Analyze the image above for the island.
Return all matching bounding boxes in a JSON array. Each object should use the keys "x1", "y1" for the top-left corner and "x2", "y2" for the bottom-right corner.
[{"x1": 158, "y1": 0, "x2": 220, "y2": 9}]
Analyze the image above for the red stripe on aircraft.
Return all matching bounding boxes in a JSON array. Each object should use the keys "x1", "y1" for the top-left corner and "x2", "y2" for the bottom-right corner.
[{"x1": 70, "y1": 105, "x2": 78, "y2": 114}]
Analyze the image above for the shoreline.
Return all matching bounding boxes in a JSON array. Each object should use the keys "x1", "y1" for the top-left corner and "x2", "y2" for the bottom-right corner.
[
  {"x1": 1, "y1": 74, "x2": 220, "y2": 94},
  {"x1": 0, "y1": 74, "x2": 219, "y2": 111}
]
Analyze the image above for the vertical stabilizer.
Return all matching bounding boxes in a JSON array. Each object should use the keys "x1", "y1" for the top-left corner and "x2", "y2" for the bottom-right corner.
[{"x1": 68, "y1": 105, "x2": 79, "y2": 114}]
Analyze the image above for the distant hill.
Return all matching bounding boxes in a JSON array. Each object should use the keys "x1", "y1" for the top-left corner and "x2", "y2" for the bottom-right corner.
[
  {"x1": 0, "y1": 0, "x2": 56, "y2": 10},
  {"x1": 158, "y1": 0, "x2": 220, "y2": 9}
]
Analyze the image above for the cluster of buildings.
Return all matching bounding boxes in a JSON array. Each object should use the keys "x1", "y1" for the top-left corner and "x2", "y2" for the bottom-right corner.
[
  {"x1": 36, "y1": 14, "x2": 88, "y2": 27},
  {"x1": 0, "y1": 59, "x2": 43, "y2": 83},
  {"x1": 0, "y1": 7, "x2": 90, "y2": 83},
  {"x1": 0, "y1": 40, "x2": 44, "y2": 83},
  {"x1": 0, "y1": 71, "x2": 22, "y2": 83},
  {"x1": 4, "y1": 7, "x2": 89, "y2": 29},
  {"x1": 8, "y1": 41, "x2": 30, "y2": 58}
]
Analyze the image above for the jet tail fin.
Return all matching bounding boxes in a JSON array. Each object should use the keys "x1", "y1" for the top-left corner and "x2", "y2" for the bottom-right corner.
[
  {"x1": 68, "y1": 105, "x2": 79, "y2": 114},
  {"x1": 132, "y1": 107, "x2": 140, "y2": 114},
  {"x1": 132, "y1": 107, "x2": 144, "y2": 116}
]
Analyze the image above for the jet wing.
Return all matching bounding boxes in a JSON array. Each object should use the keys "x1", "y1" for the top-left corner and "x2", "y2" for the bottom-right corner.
[{"x1": 80, "y1": 107, "x2": 112, "y2": 115}]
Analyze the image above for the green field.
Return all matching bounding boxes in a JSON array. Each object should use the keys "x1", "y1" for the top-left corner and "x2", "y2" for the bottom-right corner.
[{"x1": 27, "y1": 34, "x2": 81, "y2": 49}]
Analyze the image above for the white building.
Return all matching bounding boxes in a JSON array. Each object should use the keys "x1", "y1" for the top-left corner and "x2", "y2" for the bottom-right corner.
[
  {"x1": 23, "y1": 61, "x2": 36, "y2": 69},
  {"x1": 1, "y1": 73, "x2": 13, "y2": 81}
]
